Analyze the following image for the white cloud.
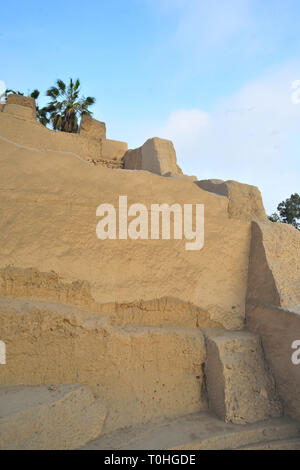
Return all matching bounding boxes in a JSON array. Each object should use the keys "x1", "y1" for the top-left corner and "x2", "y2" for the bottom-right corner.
[
  {"x1": 159, "y1": 109, "x2": 210, "y2": 154},
  {"x1": 172, "y1": 0, "x2": 252, "y2": 50},
  {"x1": 154, "y1": 62, "x2": 300, "y2": 213},
  {"x1": 152, "y1": 0, "x2": 300, "y2": 59}
]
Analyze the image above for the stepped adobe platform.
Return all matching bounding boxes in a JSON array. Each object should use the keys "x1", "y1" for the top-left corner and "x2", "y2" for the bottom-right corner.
[
  {"x1": 0, "y1": 384, "x2": 106, "y2": 450},
  {"x1": 0, "y1": 95, "x2": 299, "y2": 449},
  {"x1": 81, "y1": 412, "x2": 300, "y2": 450}
]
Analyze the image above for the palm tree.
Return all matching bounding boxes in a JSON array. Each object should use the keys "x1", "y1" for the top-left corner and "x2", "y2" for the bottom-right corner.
[
  {"x1": 5, "y1": 89, "x2": 24, "y2": 96},
  {"x1": 30, "y1": 90, "x2": 50, "y2": 127},
  {"x1": 45, "y1": 78, "x2": 95, "y2": 133}
]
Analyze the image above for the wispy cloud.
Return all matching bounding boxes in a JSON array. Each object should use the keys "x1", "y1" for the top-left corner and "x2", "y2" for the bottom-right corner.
[
  {"x1": 155, "y1": 62, "x2": 300, "y2": 213},
  {"x1": 153, "y1": 0, "x2": 300, "y2": 55},
  {"x1": 169, "y1": 0, "x2": 252, "y2": 50}
]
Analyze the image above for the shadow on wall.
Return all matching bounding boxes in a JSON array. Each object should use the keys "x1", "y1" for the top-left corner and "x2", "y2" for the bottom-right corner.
[{"x1": 246, "y1": 221, "x2": 300, "y2": 421}]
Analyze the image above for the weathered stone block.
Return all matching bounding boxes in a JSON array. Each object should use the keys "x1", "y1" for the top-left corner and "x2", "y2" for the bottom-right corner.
[
  {"x1": 4, "y1": 94, "x2": 37, "y2": 121},
  {"x1": 196, "y1": 179, "x2": 266, "y2": 221},
  {"x1": 102, "y1": 138, "x2": 128, "y2": 161},
  {"x1": 4, "y1": 104, "x2": 36, "y2": 121},
  {"x1": 247, "y1": 221, "x2": 300, "y2": 308},
  {"x1": 205, "y1": 329, "x2": 282, "y2": 424},
  {"x1": 6, "y1": 94, "x2": 36, "y2": 112},
  {"x1": 79, "y1": 114, "x2": 106, "y2": 140},
  {"x1": 0, "y1": 384, "x2": 106, "y2": 449},
  {"x1": 123, "y1": 137, "x2": 183, "y2": 176}
]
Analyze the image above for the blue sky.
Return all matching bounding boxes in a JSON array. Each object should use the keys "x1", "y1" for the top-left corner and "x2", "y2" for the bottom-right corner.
[{"x1": 2, "y1": 0, "x2": 300, "y2": 213}]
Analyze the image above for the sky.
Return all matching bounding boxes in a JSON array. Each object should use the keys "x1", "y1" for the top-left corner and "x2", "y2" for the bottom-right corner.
[{"x1": 1, "y1": 0, "x2": 300, "y2": 213}]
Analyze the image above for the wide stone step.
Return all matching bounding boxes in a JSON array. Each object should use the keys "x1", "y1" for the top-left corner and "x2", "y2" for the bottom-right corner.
[
  {"x1": 204, "y1": 329, "x2": 282, "y2": 424},
  {"x1": 80, "y1": 411, "x2": 300, "y2": 450},
  {"x1": 0, "y1": 384, "x2": 106, "y2": 449},
  {"x1": 0, "y1": 297, "x2": 208, "y2": 433},
  {"x1": 237, "y1": 437, "x2": 300, "y2": 450}
]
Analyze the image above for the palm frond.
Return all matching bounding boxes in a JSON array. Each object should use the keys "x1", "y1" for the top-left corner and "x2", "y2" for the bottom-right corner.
[
  {"x1": 74, "y1": 79, "x2": 80, "y2": 91},
  {"x1": 30, "y1": 89, "x2": 40, "y2": 100},
  {"x1": 56, "y1": 79, "x2": 66, "y2": 94},
  {"x1": 84, "y1": 96, "x2": 95, "y2": 106},
  {"x1": 46, "y1": 86, "x2": 59, "y2": 99},
  {"x1": 45, "y1": 78, "x2": 95, "y2": 133}
]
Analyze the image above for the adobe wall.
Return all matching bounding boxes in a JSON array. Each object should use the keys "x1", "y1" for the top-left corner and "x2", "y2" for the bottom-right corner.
[
  {"x1": 196, "y1": 180, "x2": 266, "y2": 221},
  {"x1": 0, "y1": 297, "x2": 207, "y2": 432},
  {"x1": 6, "y1": 94, "x2": 36, "y2": 115},
  {"x1": 247, "y1": 221, "x2": 300, "y2": 308},
  {"x1": 123, "y1": 137, "x2": 183, "y2": 176},
  {"x1": 79, "y1": 114, "x2": 106, "y2": 140},
  {"x1": 0, "y1": 134, "x2": 259, "y2": 429},
  {"x1": 0, "y1": 95, "x2": 127, "y2": 167},
  {"x1": 0, "y1": 110, "x2": 102, "y2": 163},
  {"x1": 246, "y1": 221, "x2": 300, "y2": 421},
  {"x1": 4, "y1": 103, "x2": 36, "y2": 121},
  {"x1": 102, "y1": 138, "x2": 128, "y2": 162},
  {"x1": 246, "y1": 303, "x2": 300, "y2": 421},
  {"x1": 0, "y1": 135, "x2": 253, "y2": 330},
  {"x1": 3, "y1": 93, "x2": 298, "y2": 429}
]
